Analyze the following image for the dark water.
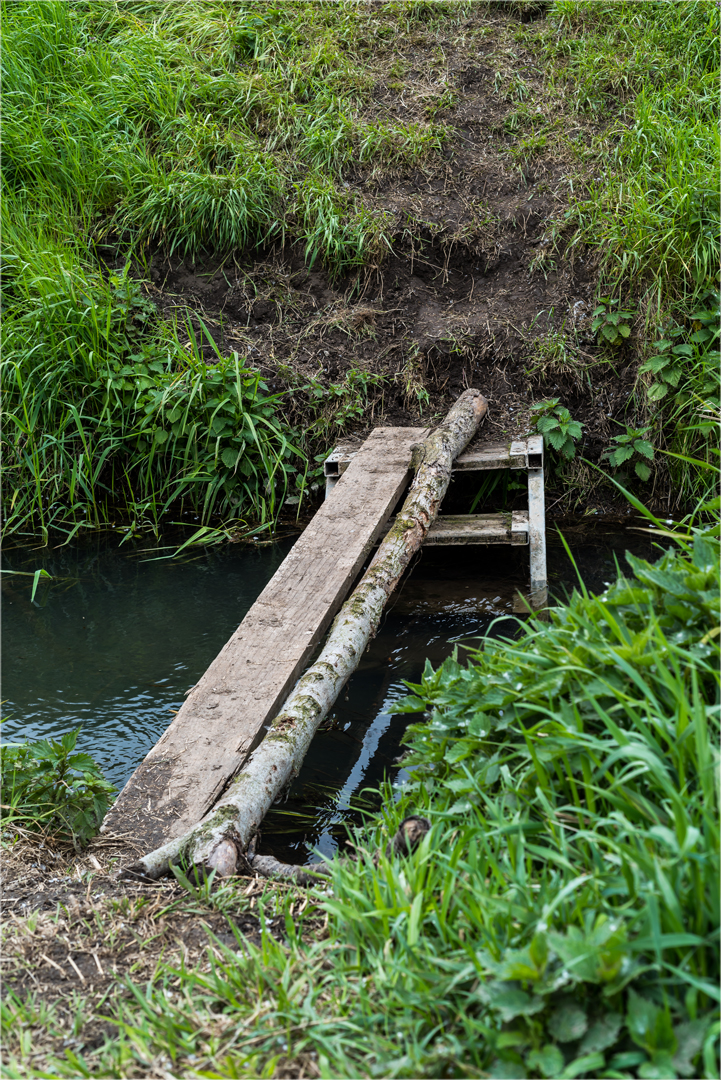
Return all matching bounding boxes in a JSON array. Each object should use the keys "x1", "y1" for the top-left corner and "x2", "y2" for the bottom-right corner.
[
  {"x1": 2, "y1": 522, "x2": 660, "y2": 863},
  {"x1": 1, "y1": 538, "x2": 293, "y2": 787}
]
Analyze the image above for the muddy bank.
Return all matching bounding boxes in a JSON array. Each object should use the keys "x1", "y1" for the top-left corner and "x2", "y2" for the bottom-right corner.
[{"x1": 131, "y1": 6, "x2": 648, "y2": 515}]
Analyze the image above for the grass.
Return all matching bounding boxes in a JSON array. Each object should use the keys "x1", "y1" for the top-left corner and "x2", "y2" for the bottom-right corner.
[
  {"x1": 526, "y1": 1, "x2": 720, "y2": 506},
  {"x1": 1, "y1": 0, "x2": 453, "y2": 544},
  {"x1": 2, "y1": 524, "x2": 717, "y2": 1079}
]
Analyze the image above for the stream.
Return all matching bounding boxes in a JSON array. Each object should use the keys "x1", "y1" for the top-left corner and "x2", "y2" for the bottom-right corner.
[{"x1": 2, "y1": 522, "x2": 659, "y2": 864}]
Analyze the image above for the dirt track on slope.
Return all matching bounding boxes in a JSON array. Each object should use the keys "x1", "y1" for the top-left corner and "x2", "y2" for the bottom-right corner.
[{"x1": 133, "y1": 6, "x2": 640, "y2": 515}]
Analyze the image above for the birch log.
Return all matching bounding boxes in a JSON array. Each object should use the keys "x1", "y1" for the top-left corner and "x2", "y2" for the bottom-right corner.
[{"x1": 123, "y1": 389, "x2": 487, "y2": 881}]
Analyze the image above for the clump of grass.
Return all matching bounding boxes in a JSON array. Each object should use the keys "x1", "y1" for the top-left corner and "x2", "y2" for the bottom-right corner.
[{"x1": 1, "y1": 259, "x2": 299, "y2": 542}]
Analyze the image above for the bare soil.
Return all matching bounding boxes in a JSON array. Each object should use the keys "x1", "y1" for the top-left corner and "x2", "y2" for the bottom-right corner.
[{"x1": 1, "y1": 832, "x2": 317, "y2": 1069}]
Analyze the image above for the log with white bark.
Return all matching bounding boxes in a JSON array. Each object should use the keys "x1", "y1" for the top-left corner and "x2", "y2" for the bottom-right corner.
[
  {"x1": 122, "y1": 390, "x2": 487, "y2": 882},
  {"x1": 246, "y1": 816, "x2": 432, "y2": 885}
]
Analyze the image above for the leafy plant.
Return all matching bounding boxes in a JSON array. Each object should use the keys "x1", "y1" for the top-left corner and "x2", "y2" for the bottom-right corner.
[
  {"x1": 390, "y1": 529, "x2": 720, "y2": 1079},
  {"x1": 639, "y1": 330, "x2": 690, "y2": 403},
  {"x1": 1, "y1": 286, "x2": 301, "y2": 541},
  {"x1": 530, "y1": 398, "x2": 584, "y2": 459},
  {"x1": 603, "y1": 424, "x2": 655, "y2": 480},
  {"x1": 591, "y1": 297, "x2": 635, "y2": 345},
  {"x1": 1, "y1": 730, "x2": 116, "y2": 848},
  {"x1": 641, "y1": 298, "x2": 720, "y2": 404}
]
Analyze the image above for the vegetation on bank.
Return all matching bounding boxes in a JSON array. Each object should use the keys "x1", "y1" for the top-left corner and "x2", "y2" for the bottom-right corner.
[
  {"x1": 2, "y1": 0, "x2": 719, "y2": 544},
  {"x1": 0, "y1": 729, "x2": 116, "y2": 850},
  {"x1": 2, "y1": 524, "x2": 718, "y2": 1079}
]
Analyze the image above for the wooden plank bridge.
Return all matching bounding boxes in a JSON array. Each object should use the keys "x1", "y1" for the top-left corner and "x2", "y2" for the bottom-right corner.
[{"x1": 104, "y1": 427, "x2": 546, "y2": 852}]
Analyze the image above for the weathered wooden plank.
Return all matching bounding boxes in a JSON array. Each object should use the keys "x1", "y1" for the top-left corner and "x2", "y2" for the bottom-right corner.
[
  {"x1": 102, "y1": 426, "x2": 428, "y2": 852},
  {"x1": 423, "y1": 511, "x2": 529, "y2": 545},
  {"x1": 325, "y1": 440, "x2": 533, "y2": 476},
  {"x1": 324, "y1": 438, "x2": 542, "y2": 478},
  {"x1": 378, "y1": 511, "x2": 529, "y2": 544}
]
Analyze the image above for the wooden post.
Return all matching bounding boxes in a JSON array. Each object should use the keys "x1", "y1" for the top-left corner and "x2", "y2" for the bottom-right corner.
[{"x1": 527, "y1": 435, "x2": 547, "y2": 607}]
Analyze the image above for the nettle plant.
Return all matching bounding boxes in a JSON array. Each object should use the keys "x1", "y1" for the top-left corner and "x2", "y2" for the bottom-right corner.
[
  {"x1": 639, "y1": 325, "x2": 689, "y2": 403},
  {"x1": 530, "y1": 399, "x2": 584, "y2": 460},
  {"x1": 1, "y1": 729, "x2": 115, "y2": 848},
  {"x1": 591, "y1": 297, "x2": 634, "y2": 345},
  {"x1": 604, "y1": 424, "x2": 655, "y2": 481},
  {"x1": 640, "y1": 298, "x2": 720, "y2": 403}
]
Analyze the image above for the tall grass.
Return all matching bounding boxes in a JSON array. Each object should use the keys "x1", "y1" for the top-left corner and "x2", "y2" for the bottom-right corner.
[
  {"x1": 2, "y1": 1, "x2": 442, "y2": 274},
  {"x1": 1, "y1": 253, "x2": 299, "y2": 541},
  {"x1": 549, "y1": 0, "x2": 718, "y2": 299},
  {"x1": 540, "y1": 1, "x2": 720, "y2": 506},
  {"x1": 1, "y1": 0, "x2": 453, "y2": 542}
]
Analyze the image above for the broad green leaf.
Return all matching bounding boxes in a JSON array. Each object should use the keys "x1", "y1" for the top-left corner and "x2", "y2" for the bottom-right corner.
[
  {"x1": 639, "y1": 1054, "x2": 677, "y2": 1079},
  {"x1": 476, "y1": 984, "x2": 545, "y2": 1023},
  {"x1": 672, "y1": 1018, "x2": 709, "y2": 1078},
  {"x1": 526, "y1": 1045, "x2": 564, "y2": 1078},
  {"x1": 221, "y1": 447, "x2": 239, "y2": 469},
  {"x1": 627, "y1": 990, "x2": 677, "y2": 1056},
  {"x1": 640, "y1": 354, "x2": 672, "y2": 374},
  {"x1": 548, "y1": 1003, "x2": 588, "y2": 1043},
  {"x1": 647, "y1": 382, "x2": 669, "y2": 401},
  {"x1": 489, "y1": 1059, "x2": 527, "y2": 1079},
  {"x1": 633, "y1": 439, "x2": 654, "y2": 459},
  {"x1": 580, "y1": 1013, "x2": 623, "y2": 1054}
]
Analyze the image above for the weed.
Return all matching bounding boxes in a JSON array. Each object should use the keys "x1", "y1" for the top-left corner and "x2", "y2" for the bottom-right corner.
[
  {"x1": 530, "y1": 399, "x2": 583, "y2": 460},
  {"x1": 397, "y1": 347, "x2": 430, "y2": 415},
  {"x1": 591, "y1": 297, "x2": 634, "y2": 346},
  {"x1": 1, "y1": 730, "x2": 115, "y2": 848},
  {"x1": 2, "y1": 296, "x2": 300, "y2": 541},
  {"x1": 603, "y1": 424, "x2": 655, "y2": 481}
]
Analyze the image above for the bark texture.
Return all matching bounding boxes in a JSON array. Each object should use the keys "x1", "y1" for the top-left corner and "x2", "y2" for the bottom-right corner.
[{"x1": 123, "y1": 390, "x2": 487, "y2": 881}]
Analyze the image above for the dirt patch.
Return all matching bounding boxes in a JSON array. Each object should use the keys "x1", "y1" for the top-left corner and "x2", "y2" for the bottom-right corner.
[
  {"x1": 1, "y1": 831, "x2": 322, "y2": 1070},
  {"x1": 132, "y1": 7, "x2": 638, "y2": 515}
]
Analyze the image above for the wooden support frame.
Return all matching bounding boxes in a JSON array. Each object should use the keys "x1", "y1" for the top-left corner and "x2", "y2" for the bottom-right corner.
[
  {"x1": 325, "y1": 433, "x2": 548, "y2": 604},
  {"x1": 526, "y1": 436, "x2": 547, "y2": 607}
]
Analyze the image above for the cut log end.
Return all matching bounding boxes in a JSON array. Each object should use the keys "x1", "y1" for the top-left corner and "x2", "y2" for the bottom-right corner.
[
  {"x1": 205, "y1": 839, "x2": 239, "y2": 878},
  {"x1": 390, "y1": 815, "x2": 431, "y2": 855}
]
